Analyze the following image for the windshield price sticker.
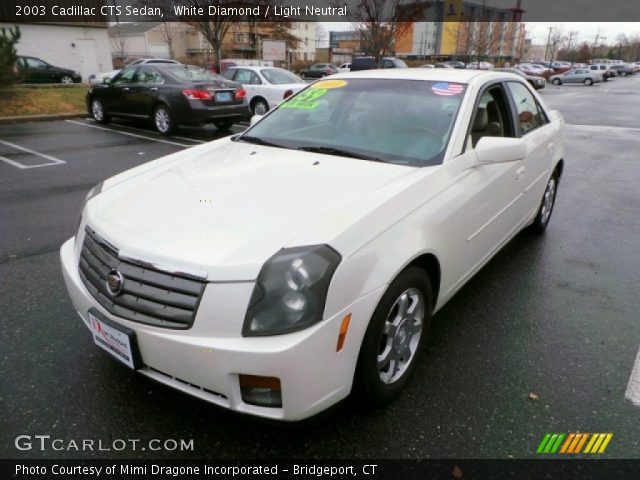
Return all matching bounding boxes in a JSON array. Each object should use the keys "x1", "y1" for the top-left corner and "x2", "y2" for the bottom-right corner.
[
  {"x1": 312, "y1": 79, "x2": 348, "y2": 89},
  {"x1": 281, "y1": 88, "x2": 328, "y2": 110}
]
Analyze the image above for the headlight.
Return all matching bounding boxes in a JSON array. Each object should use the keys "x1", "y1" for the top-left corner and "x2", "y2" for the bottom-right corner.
[{"x1": 243, "y1": 245, "x2": 341, "y2": 336}]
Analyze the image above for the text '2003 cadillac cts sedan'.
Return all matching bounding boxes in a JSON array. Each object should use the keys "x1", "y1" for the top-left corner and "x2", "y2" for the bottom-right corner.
[{"x1": 61, "y1": 69, "x2": 564, "y2": 421}]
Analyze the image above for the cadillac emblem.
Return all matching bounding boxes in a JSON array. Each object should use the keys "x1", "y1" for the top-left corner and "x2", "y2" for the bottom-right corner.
[{"x1": 106, "y1": 269, "x2": 125, "y2": 296}]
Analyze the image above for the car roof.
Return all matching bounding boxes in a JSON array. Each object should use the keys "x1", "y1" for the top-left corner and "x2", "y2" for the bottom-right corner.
[
  {"x1": 227, "y1": 65, "x2": 283, "y2": 71},
  {"x1": 330, "y1": 68, "x2": 514, "y2": 85}
]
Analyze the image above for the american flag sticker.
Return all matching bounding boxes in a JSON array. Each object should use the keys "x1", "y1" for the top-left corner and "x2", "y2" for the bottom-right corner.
[{"x1": 432, "y1": 82, "x2": 465, "y2": 96}]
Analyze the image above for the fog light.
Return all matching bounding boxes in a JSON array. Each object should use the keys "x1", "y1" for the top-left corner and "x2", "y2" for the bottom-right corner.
[{"x1": 239, "y1": 375, "x2": 282, "y2": 408}]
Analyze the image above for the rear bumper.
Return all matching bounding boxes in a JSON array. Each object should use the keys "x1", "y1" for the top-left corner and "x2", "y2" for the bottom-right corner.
[
  {"x1": 180, "y1": 103, "x2": 251, "y2": 125},
  {"x1": 60, "y1": 236, "x2": 382, "y2": 421}
]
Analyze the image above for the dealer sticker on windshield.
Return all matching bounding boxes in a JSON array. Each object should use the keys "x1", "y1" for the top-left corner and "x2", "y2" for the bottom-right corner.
[
  {"x1": 312, "y1": 79, "x2": 347, "y2": 89},
  {"x1": 432, "y1": 82, "x2": 465, "y2": 96},
  {"x1": 281, "y1": 88, "x2": 329, "y2": 110}
]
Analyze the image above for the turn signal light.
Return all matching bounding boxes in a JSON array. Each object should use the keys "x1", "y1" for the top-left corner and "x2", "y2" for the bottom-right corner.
[
  {"x1": 283, "y1": 89, "x2": 293, "y2": 100},
  {"x1": 234, "y1": 88, "x2": 247, "y2": 99},
  {"x1": 336, "y1": 314, "x2": 351, "y2": 352},
  {"x1": 182, "y1": 89, "x2": 211, "y2": 100},
  {"x1": 239, "y1": 374, "x2": 282, "y2": 408}
]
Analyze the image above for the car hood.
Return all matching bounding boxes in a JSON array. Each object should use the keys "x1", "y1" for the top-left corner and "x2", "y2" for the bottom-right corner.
[{"x1": 86, "y1": 138, "x2": 419, "y2": 280}]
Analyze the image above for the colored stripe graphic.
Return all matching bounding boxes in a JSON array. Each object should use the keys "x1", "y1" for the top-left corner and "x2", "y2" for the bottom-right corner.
[{"x1": 537, "y1": 433, "x2": 613, "y2": 454}]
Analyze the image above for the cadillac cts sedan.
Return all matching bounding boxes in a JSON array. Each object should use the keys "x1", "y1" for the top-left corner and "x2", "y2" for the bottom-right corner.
[{"x1": 61, "y1": 70, "x2": 564, "y2": 421}]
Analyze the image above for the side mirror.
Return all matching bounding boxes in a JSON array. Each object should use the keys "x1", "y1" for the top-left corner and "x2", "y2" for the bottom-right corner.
[
  {"x1": 474, "y1": 137, "x2": 527, "y2": 165},
  {"x1": 250, "y1": 114, "x2": 263, "y2": 126}
]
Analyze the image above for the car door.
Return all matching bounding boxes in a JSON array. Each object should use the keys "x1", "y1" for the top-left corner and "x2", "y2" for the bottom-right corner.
[
  {"x1": 446, "y1": 82, "x2": 528, "y2": 283},
  {"x1": 232, "y1": 68, "x2": 262, "y2": 104},
  {"x1": 104, "y1": 67, "x2": 137, "y2": 113},
  {"x1": 129, "y1": 66, "x2": 164, "y2": 116},
  {"x1": 505, "y1": 81, "x2": 558, "y2": 222},
  {"x1": 25, "y1": 57, "x2": 52, "y2": 83}
]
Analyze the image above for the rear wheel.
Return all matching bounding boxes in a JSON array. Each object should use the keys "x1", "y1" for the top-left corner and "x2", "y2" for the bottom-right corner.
[
  {"x1": 90, "y1": 98, "x2": 109, "y2": 124},
  {"x1": 153, "y1": 105, "x2": 175, "y2": 135},
  {"x1": 251, "y1": 98, "x2": 269, "y2": 116},
  {"x1": 528, "y1": 170, "x2": 559, "y2": 234},
  {"x1": 214, "y1": 120, "x2": 233, "y2": 131},
  {"x1": 354, "y1": 267, "x2": 433, "y2": 405},
  {"x1": 552, "y1": 78, "x2": 561, "y2": 85},
  {"x1": 584, "y1": 78, "x2": 593, "y2": 86}
]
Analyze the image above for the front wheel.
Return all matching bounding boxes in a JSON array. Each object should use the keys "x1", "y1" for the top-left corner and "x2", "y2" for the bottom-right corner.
[
  {"x1": 214, "y1": 120, "x2": 233, "y2": 131},
  {"x1": 552, "y1": 78, "x2": 561, "y2": 85},
  {"x1": 528, "y1": 171, "x2": 559, "y2": 234},
  {"x1": 153, "y1": 105, "x2": 175, "y2": 135},
  {"x1": 584, "y1": 78, "x2": 593, "y2": 86},
  {"x1": 60, "y1": 75, "x2": 74, "y2": 85},
  {"x1": 354, "y1": 267, "x2": 433, "y2": 405}
]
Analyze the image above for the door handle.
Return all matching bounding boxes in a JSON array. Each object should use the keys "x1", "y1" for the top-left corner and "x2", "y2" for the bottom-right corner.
[{"x1": 516, "y1": 166, "x2": 526, "y2": 181}]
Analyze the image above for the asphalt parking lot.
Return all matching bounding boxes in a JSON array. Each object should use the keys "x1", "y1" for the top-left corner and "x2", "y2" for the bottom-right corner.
[{"x1": 1, "y1": 76, "x2": 639, "y2": 459}]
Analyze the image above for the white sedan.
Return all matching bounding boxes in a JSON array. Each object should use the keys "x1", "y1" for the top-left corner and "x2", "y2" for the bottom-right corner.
[
  {"x1": 222, "y1": 66, "x2": 307, "y2": 115},
  {"x1": 60, "y1": 70, "x2": 564, "y2": 421}
]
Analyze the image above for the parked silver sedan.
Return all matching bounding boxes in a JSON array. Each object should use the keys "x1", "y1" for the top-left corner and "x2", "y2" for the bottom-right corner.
[{"x1": 549, "y1": 69, "x2": 602, "y2": 86}]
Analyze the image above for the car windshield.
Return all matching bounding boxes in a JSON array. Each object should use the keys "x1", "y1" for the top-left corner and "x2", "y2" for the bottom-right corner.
[
  {"x1": 240, "y1": 78, "x2": 467, "y2": 167},
  {"x1": 165, "y1": 65, "x2": 225, "y2": 82},
  {"x1": 261, "y1": 68, "x2": 304, "y2": 84}
]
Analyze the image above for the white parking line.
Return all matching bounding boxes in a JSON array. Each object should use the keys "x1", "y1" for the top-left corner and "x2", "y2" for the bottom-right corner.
[
  {"x1": 97, "y1": 120, "x2": 207, "y2": 145},
  {"x1": 0, "y1": 139, "x2": 66, "y2": 169},
  {"x1": 65, "y1": 120, "x2": 193, "y2": 147},
  {"x1": 625, "y1": 347, "x2": 640, "y2": 407}
]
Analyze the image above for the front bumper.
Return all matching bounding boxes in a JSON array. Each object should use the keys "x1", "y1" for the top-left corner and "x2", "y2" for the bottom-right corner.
[{"x1": 60, "y1": 237, "x2": 382, "y2": 421}]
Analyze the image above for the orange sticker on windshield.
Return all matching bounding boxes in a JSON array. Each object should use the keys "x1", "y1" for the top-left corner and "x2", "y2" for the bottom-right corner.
[{"x1": 312, "y1": 79, "x2": 347, "y2": 89}]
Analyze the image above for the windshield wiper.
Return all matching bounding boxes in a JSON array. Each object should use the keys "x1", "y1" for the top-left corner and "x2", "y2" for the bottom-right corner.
[
  {"x1": 297, "y1": 146, "x2": 386, "y2": 163},
  {"x1": 235, "y1": 135, "x2": 286, "y2": 149}
]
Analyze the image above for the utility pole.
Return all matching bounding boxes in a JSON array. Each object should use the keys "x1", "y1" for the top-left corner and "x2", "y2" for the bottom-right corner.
[{"x1": 544, "y1": 26, "x2": 553, "y2": 62}]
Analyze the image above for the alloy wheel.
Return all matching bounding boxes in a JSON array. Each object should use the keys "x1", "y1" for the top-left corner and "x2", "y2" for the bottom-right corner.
[{"x1": 377, "y1": 288, "x2": 425, "y2": 385}]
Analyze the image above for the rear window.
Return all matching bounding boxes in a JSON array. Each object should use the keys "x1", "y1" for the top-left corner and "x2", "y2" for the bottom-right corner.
[
  {"x1": 261, "y1": 68, "x2": 304, "y2": 84},
  {"x1": 165, "y1": 66, "x2": 226, "y2": 82}
]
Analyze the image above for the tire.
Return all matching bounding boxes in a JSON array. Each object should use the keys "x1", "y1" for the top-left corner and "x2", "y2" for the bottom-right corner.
[
  {"x1": 552, "y1": 78, "x2": 561, "y2": 85},
  {"x1": 214, "y1": 120, "x2": 233, "y2": 131},
  {"x1": 153, "y1": 104, "x2": 175, "y2": 135},
  {"x1": 251, "y1": 98, "x2": 269, "y2": 116},
  {"x1": 354, "y1": 266, "x2": 433, "y2": 405},
  {"x1": 90, "y1": 98, "x2": 109, "y2": 124},
  {"x1": 60, "y1": 75, "x2": 74, "y2": 85},
  {"x1": 584, "y1": 78, "x2": 593, "y2": 86},
  {"x1": 528, "y1": 170, "x2": 559, "y2": 234},
  {"x1": 320, "y1": 73, "x2": 327, "y2": 78}
]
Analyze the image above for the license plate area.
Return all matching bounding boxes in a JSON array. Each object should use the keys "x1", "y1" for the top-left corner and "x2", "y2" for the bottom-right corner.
[
  {"x1": 215, "y1": 91, "x2": 232, "y2": 102},
  {"x1": 89, "y1": 309, "x2": 142, "y2": 370}
]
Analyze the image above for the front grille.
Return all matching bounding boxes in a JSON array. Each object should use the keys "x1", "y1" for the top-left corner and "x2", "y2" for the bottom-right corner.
[{"x1": 78, "y1": 226, "x2": 206, "y2": 329}]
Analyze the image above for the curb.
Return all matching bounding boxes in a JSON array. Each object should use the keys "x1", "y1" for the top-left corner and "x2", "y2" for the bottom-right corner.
[{"x1": 0, "y1": 112, "x2": 87, "y2": 124}]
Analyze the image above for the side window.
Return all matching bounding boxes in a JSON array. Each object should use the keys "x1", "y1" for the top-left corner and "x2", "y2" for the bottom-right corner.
[
  {"x1": 249, "y1": 72, "x2": 261, "y2": 85},
  {"x1": 112, "y1": 68, "x2": 136, "y2": 85},
  {"x1": 221, "y1": 69, "x2": 236, "y2": 80},
  {"x1": 136, "y1": 66, "x2": 163, "y2": 84},
  {"x1": 382, "y1": 60, "x2": 393, "y2": 68},
  {"x1": 27, "y1": 58, "x2": 47, "y2": 68},
  {"x1": 469, "y1": 85, "x2": 514, "y2": 148},
  {"x1": 233, "y1": 69, "x2": 254, "y2": 84},
  {"x1": 506, "y1": 82, "x2": 543, "y2": 135}
]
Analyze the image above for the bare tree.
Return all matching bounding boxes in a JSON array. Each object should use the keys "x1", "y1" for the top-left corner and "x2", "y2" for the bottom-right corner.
[
  {"x1": 545, "y1": 27, "x2": 565, "y2": 63},
  {"x1": 338, "y1": 0, "x2": 429, "y2": 66},
  {"x1": 109, "y1": 25, "x2": 130, "y2": 65},
  {"x1": 146, "y1": 0, "x2": 266, "y2": 71},
  {"x1": 160, "y1": 22, "x2": 175, "y2": 59}
]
